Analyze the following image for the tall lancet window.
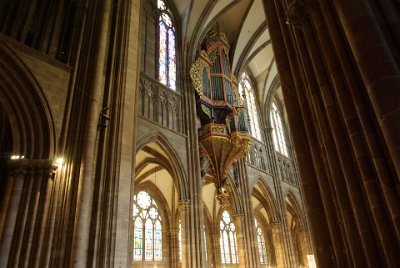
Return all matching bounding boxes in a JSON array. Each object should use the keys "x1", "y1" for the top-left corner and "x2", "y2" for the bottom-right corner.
[
  {"x1": 133, "y1": 191, "x2": 162, "y2": 261},
  {"x1": 270, "y1": 101, "x2": 288, "y2": 156},
  {"x1": 219, "y1": 210, "x2": 238, "y2": 264},
  {"x1": 255, "y1": 219, "x2": 268, "y2": 265},
  {"x1": 158, "y1": 0, "x2": 176, "y2": 90},
  {"x1": 239, "y1": 72, "x2": 262, "y2": 140}
]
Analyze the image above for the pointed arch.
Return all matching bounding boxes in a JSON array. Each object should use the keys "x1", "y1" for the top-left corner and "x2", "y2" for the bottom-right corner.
[
  {"x1": 216, "y1": 208, "x2": 239, "y2": 264},
  {"x1": 132, "y1": 184, "x2": 171, "y2": 262},
  {"x1": 285, "y1": 191, "x2": 306, "y2": 228},
  {"x1": 251, "y1": 177, "x2": 279, "y2": 223},
  {"x1": 0, "y1": 42, "x2": 56, "y2": 159},
  {"x1": 136, "y1": 132, "x2": 188, "y2": 200}
]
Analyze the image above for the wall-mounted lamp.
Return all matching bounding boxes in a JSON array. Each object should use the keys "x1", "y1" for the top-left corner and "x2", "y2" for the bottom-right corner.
[
  {"x1": 10, "y1": 155, "x2": 24, "y2": 160},
  {"x1": 56, "y1": 157, "x2": 64, "y2": 166}
]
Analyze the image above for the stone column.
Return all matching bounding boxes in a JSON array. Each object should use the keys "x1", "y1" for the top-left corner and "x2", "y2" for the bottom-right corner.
[
  {"x1": 269, "y1": 222, "x2": 284, "y2": 268},
  {"x1": 316, "y1": 0, "x2": 400, "y2": 246},
  {"x1": 295, "y1": 227, "x2": 309, "y2": 267},
  {"x1": 0, "y1": 159, "x2": 56, "y2": 268},
  {"x1": 0, "y1": 161, "x2": 27, "y2": 267},
  {"x1": 112, "y1": 0, "x2": 142, "y2": 266},
  {"x1": 333, "y1": 0, "x2": 400, "y2": 180},
  {"x1": 233, "y1": 213, "x2": 246, "y2": 268},
  {"x1": 170, "y1": 226, "x2": 180, "y2": 268},
  {"x1": 213, "y1": 230, "x2": 221, "y2": 268},
  {"x1": 264, "y1": 0, "x2": 349, "y2": 266},
  {"x1": 179, "y1": 200, "x2": 190, "y2": 268},
  {"x1": 70, "y1": 0, "x2": 112, "y2": 266}
]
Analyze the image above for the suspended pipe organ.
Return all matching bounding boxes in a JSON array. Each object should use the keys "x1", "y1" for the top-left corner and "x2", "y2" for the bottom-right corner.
[{"x1": 190, "y1": 29, "x2": 252, "y2": 205}]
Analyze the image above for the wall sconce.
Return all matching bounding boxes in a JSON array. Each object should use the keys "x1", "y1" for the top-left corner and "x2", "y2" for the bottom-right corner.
[
  {"x1": 10, "y1": 155, "x2": 24, "y2": 160},
  {"x1": 56, "y1": 157, "x2": 64, "y2": 166}
]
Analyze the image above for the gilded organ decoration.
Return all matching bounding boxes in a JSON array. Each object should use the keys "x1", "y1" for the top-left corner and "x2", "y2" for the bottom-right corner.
[{"x1": 190, "y1": 28, "x2": 251, "y2": 204}]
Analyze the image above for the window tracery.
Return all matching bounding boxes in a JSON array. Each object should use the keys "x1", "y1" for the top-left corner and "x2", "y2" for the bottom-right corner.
[
  {"x1": 270, "y1": 101, "x2": 288, "y2": 156},
  {"x1": 158, "y1": 0, "x2": 176, "y2": 90},
  {"x1": 255, "y1": 219, "x2": 268, "y2": 265},
  {"x1": 239, "y1": 72, "x2": 262, "y2": 140},
  {"x1": 219, "y1": 210, "x2": 238, "y2": 264},
  {"x1": 133, "y1": 191, "x2": 162, "y2": 261}
]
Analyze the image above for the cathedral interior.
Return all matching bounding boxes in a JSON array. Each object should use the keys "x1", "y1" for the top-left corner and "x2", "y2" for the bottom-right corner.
[{"x1": 0, "y1": 0, "x2": 399, "y2": 267}]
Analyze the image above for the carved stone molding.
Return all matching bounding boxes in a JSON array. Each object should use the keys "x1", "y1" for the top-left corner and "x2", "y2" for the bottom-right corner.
[
  {"x1": 269, "y1": 221, "x2": 282, "y2": 229},
  {"x1": 178, "y1": 200, "x2": 191, "y2": 211},
  {"x1": 8, "y1": 159, "x2": 57, "y2": 178}
]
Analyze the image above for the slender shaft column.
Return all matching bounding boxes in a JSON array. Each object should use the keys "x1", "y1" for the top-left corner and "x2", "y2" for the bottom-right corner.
[
  {"x1": 333, "y1": 0, "x2": 400, "y2": 179},
  {"x1": 70, "y1": 0, "x2": 112, "y2": 266},
  {"x1": 170, "y1": 227, "x2": 179, "y2": 268},
  {"x1": 179, "y1": 200, "x2": 190, "y2": 268},
  {"x1": 318, "y1": 0, "x2": 400, "y2": 245},
  {"x1": 237, "y1": 160, "x2": 259, "y2": 268},
  {"x1": 269, "y1": 222, "x2": 285, "y2": 267},
  {"x1": 234, "y1": 213, "x2": 246, "y2": 268},
  {"x1": 0, "y1": 159, "x2": 56, "y2": 268},
  {"x1": 304, "y1": 7, "x2": 400, "y2": 265},
  {"x1": 0, "y1": 161, "x2": 27, "y2": 267},
  {"x1": 264, "y1": 0, "x2": 351, "y2": 266},
  {"x1": 213, "y1": 230, "x2": 221, "y2": 268},
  {"x1": 113, "y1": 0, "x2": 142, "y2": 266},
  {"x1": 291, "y1": 20, "x2": 378, "y2": 266}
]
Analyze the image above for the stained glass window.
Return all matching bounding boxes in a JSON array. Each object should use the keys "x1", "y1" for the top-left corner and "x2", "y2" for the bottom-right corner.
[
  {"x1": 158, "y1": 0, "x2": 176, "y2": 90},
  {"x1": 255, "y1": 219, "x2": 268, "y2": 265},
  {"x1": 132, "y1": 191, "x2": 162, "y2": 261},
  {"x1": 270, "y1": 101, "x2": 288, "y2": 156},
  {"x1": 239, "y1": 72, "x2": 262, "y2": 140},
  {"x1": 219, "y1": 210, "x2": 238, "y2": 264}
]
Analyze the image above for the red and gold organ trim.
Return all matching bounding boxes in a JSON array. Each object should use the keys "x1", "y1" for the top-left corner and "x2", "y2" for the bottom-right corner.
[{"x1": 190, "y1": 28, "x2": 251, "y2": 203}]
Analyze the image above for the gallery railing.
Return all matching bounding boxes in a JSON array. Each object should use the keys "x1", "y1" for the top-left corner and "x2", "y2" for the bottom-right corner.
[
  {"x1": 247, "y1": 138, "x2": 270, "y2": 173},
  {"x1": 138, "y1": 73, "x2": 184, "y2": 134}
]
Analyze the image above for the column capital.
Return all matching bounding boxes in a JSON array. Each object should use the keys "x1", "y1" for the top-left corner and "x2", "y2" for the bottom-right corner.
[
  {"x1": 269, "y1": 221, "x2": 282, "y2": 229},
  {"x1": 233, "y1": 212, "x2": 245, "y2": 219},
  {"x1": 8, "y1": 159, "x2": 57, "y2": 177},
  {"x1": 178, "y1": 200, "x2": 191, "y2": 210}
]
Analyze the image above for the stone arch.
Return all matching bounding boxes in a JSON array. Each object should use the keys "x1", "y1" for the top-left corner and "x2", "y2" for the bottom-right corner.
[
  {"x1": 251, "y1": 177, "x2": 279, "y2": 223},
  {"x1": 285, "y1": 190, "x2": 306, "y2": 228},
  {"x1": 221, "y1": 171, "x2": 244, "y2": 214},
  {"x1": 134, "y1": 181, "x2": 172, "y2": 227},
  {"x1": 0, "y1": 42, "x2": 56, "y2": 159},
  {"x1": 136, "y1": 132, "x2": 188, "y2": 201},
  {"x1": 285, "y1": 190, "x2": 310, "y2": 266},
  {"x1": 264, "y1": 75, "x2": 281, "y2": 127},
  {"x1": 251, "y1": 177, "x2": 282, "y2": 266}
]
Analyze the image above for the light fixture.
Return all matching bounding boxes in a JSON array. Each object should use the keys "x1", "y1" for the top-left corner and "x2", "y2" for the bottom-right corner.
[
  {"x1": 56, "y1": 157, "x2": 64, "y2": 165},
  {"x1": 10, "y1": 155, "x2": 24, "y2": 160}
]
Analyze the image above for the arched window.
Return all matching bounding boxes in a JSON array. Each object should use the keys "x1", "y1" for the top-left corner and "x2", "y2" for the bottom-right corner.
[
  {"x1": 270, "y1": 101, "x2": 288, "y2": 156},
  {"x1": 219, "y1": 210, "x2": 238, "y2": 264},
  {"x1": 133, "y1": 191, "x2": 162, "y2": 261},
  {"x1": 255, "y1": 219, "x2": 268, "y2": 265},
  {"x1": 158, "y1": 0, "x2": 176, "y2": 90},
  {"x1": 239, "y1": 72, "x2": 262, "y2": 140}
]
